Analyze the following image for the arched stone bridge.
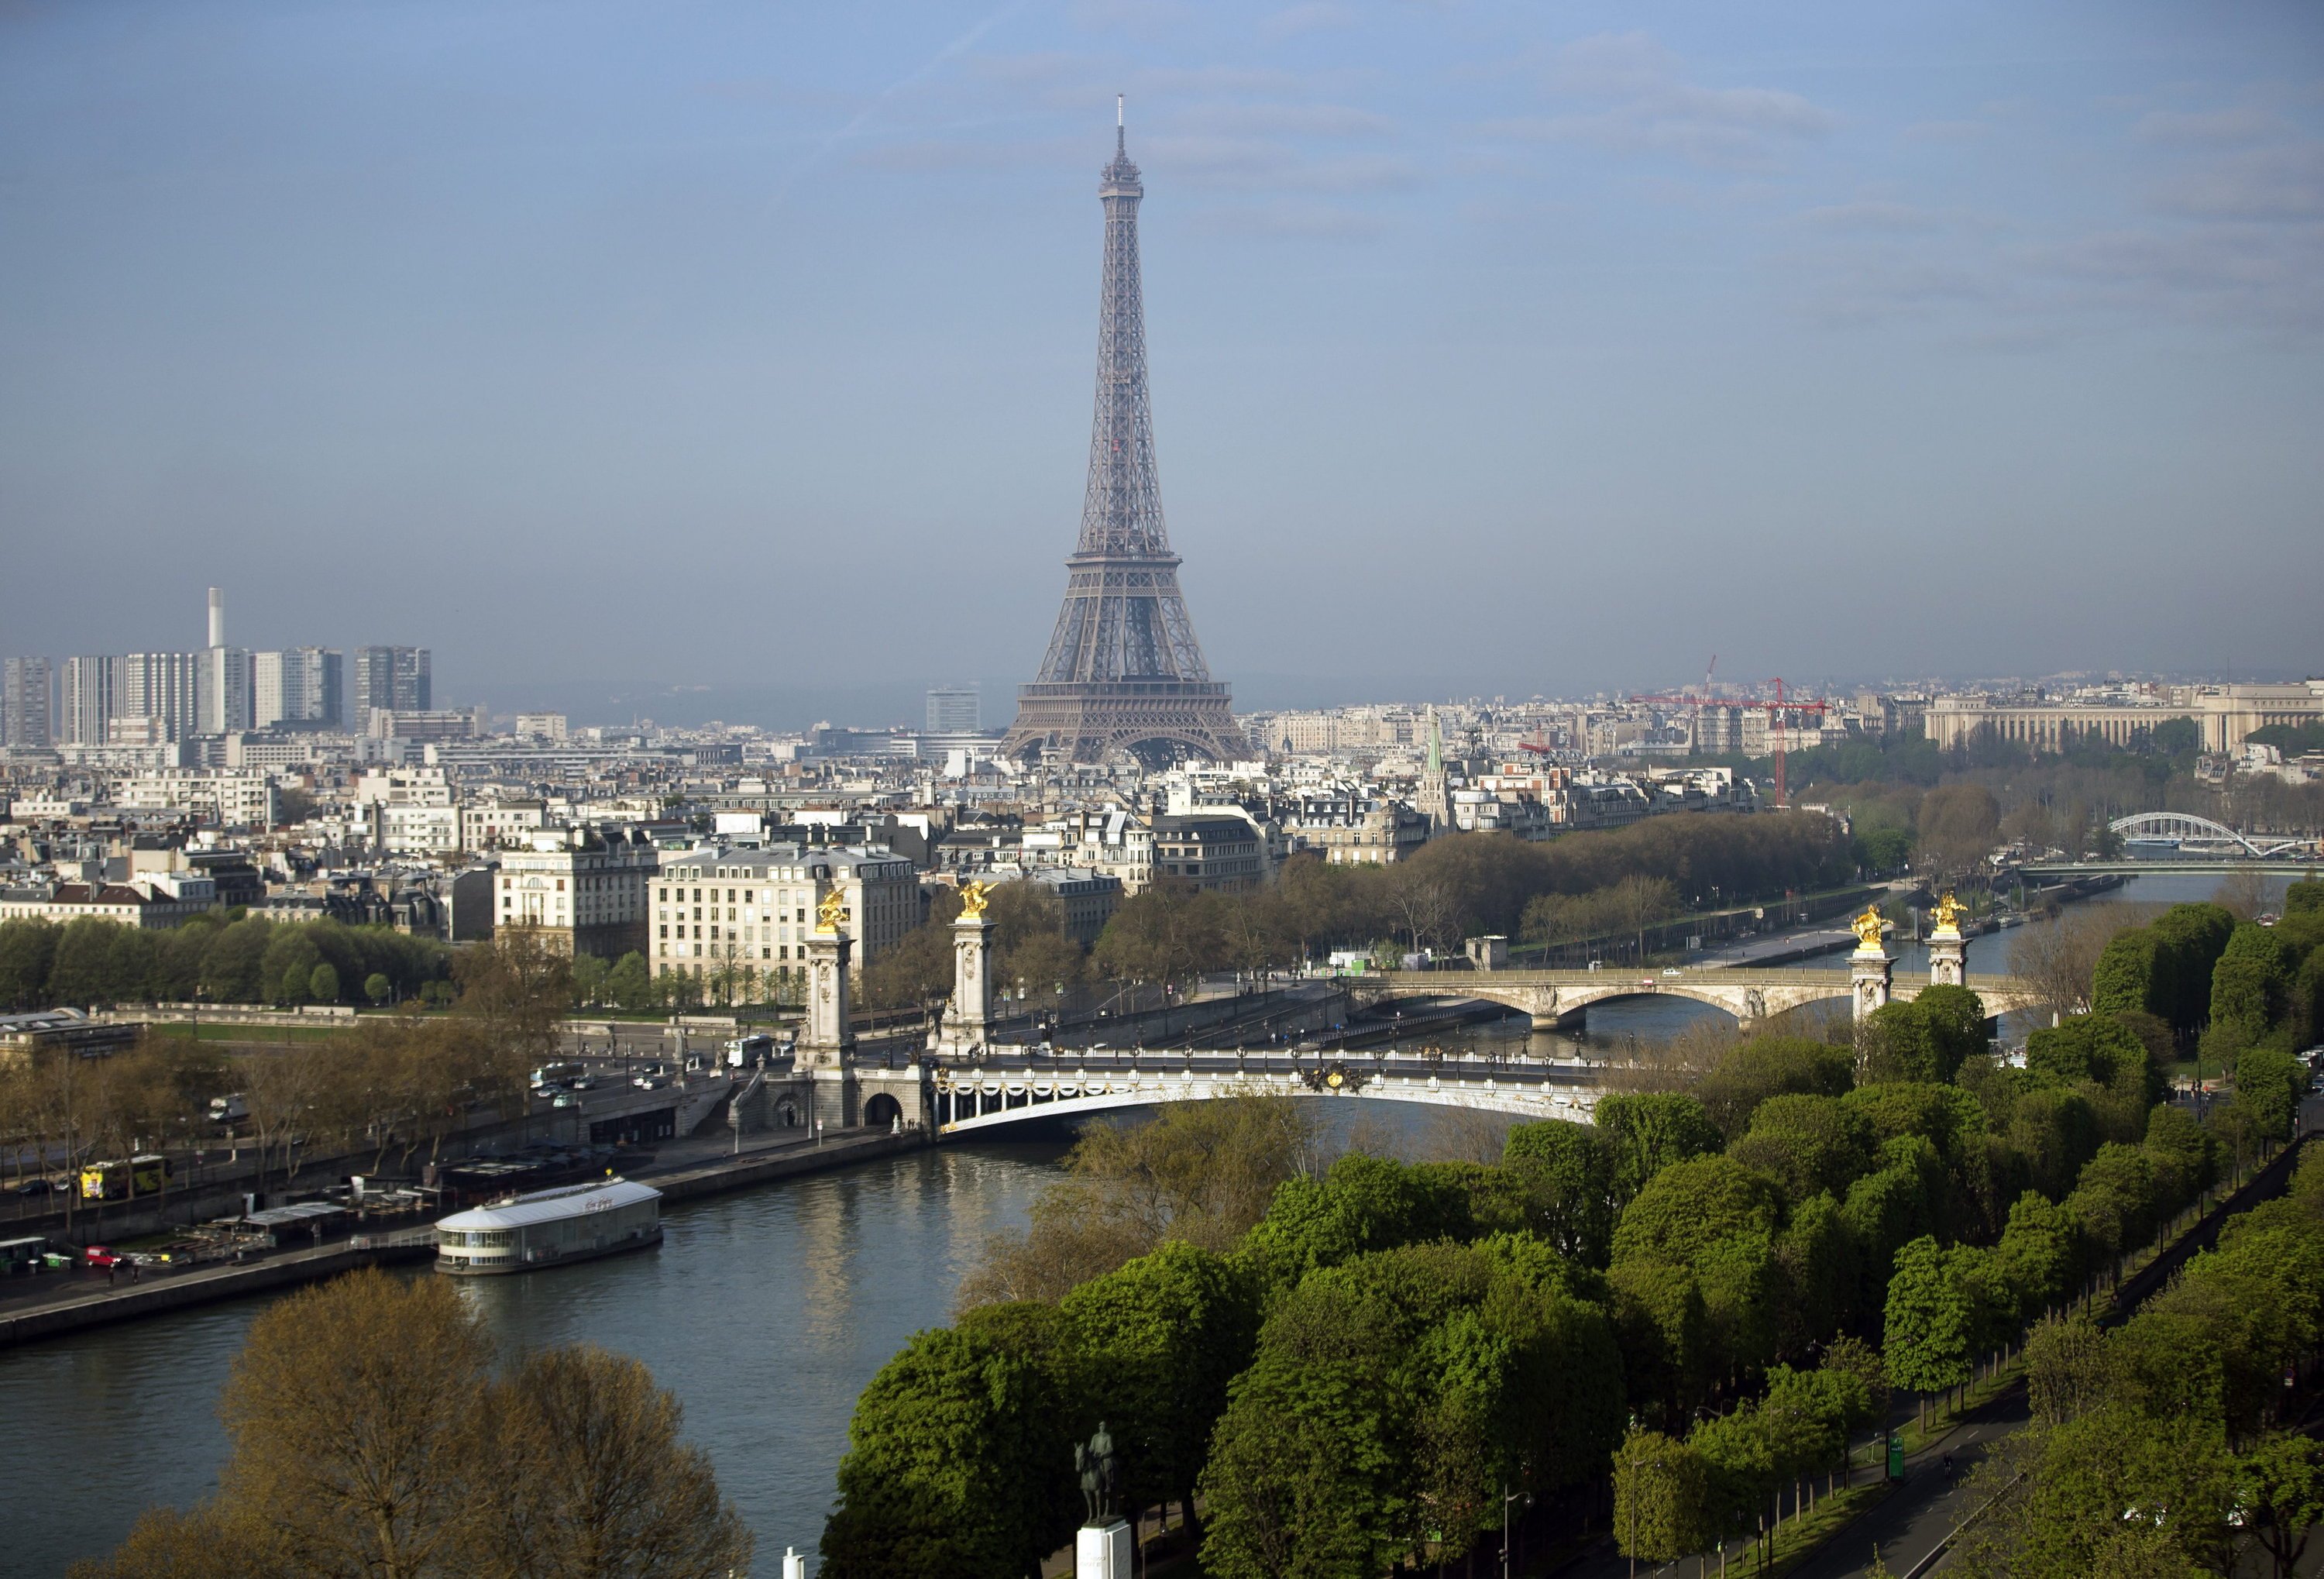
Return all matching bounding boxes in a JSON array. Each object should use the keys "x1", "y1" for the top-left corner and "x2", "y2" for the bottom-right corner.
[
  {"x1": 1347, "y1": 969, "x2": 2040, "y2": 1030},
  {"x1": 933, "y1": 1051, "x2": 1606, "y2": 1137}
]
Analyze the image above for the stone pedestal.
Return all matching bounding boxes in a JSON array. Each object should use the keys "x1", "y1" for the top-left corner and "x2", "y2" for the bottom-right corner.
[
  {"x1": 1851, "y1": 946, "x2": 1893, "y2": 1023},
  {"x1": 1075, "y1": 1521, "x2": 1133, "y2": 1579},
  {"x1": 799, "y1": 930, "x2": 854, "y2": 1068},
  {"x1": 799, "y1": 929, "x2": 857, "y2": 1129},
  {"x1": 1927, "y1": 927, "x2": 1968, "y2": 989},
  {"x1": 941, "y1": 912, "x2": 996, "y2": 1051}
]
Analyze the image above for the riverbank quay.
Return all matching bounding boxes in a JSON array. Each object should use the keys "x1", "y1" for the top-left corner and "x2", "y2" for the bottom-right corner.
[
  {"x1": 634, "y1": 1126, "x2": 928, "y2": 1206},
  {"x1": 0, "y1": 1126, "x2": 933, "y2": 1350},
  {"x1": 0, "y1": 1232, "x2": 435, "y2": 1350}
]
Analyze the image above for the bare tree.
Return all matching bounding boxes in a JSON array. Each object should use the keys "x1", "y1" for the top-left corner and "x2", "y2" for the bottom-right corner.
[
  {"x1": 485, "y1": 1345, "x2": 753, "y2": 1579},
  {"x1": 218, "y1": 1268, "x2": 497, "y2": 1577},
  {"x1": 2212, "y1": 870, "x2": 2271, "y2": 923},
  {"x1": 2008, "y1": 901, "x2": 2161, "y2": 1024}
]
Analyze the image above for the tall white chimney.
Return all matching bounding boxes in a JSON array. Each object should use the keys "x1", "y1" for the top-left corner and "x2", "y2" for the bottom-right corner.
[{"x1": 207, "y1": 587, "x2": 225, "y2": 649}]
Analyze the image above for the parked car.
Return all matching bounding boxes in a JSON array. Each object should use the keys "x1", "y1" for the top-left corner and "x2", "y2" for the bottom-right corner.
[
  {"x1": 81, "y1": 1245, "x2": 128, "y2": 1269},
  {"x1": 10, "y1": 1178, "x2": 60, "y2": 1196}
]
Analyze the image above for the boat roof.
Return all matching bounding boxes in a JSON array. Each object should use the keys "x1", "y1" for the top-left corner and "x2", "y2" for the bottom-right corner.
[{"x1": 435, "y1": 1176, "x2": 661, "y2": 1231}]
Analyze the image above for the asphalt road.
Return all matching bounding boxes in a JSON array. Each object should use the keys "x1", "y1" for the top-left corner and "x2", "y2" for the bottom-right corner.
[{"x1": 1786, "y1": 1389, "x2": 2030, "y2": 1579}]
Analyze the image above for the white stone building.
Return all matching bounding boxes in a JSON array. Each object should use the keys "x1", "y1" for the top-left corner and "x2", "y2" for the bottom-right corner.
[{"x1": 651, "y1": 844, "x2": 920, "y2": 1000}]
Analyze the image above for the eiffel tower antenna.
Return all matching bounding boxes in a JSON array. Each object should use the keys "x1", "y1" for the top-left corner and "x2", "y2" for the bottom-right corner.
[{"x1": 1003, "y1": 112, "x2": 1247, "y2": 768}]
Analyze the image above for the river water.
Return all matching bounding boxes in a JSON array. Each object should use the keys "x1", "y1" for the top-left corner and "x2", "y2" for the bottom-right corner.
[
  {"x1": 0, "y1": 871, "x2": 2291, "y2": 1577},
  {"x1": 0, "y1": 1142, "x2": 1063, "y2": 1577}
]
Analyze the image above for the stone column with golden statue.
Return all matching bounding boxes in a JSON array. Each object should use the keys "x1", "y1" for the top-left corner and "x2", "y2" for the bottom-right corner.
[
  {"x1": 799, "y1": 888, "x2": 858, "y2": 1129},
  {"x1": 1850, "y1": 903, "x2": 1893, "y2": 1023},
  {"x1": 940, "y1": 880, "x2": 996, "y2": 1055},
  {"x1": 1927, "y1": 892, "x2": 1969, "y2": 989}
]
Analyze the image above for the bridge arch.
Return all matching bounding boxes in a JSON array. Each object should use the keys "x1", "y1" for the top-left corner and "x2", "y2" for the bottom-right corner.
[
  {"x1": 931, "y1": 1066, "x2": 1603, "y2": 1137},
  {"x1": 2108, "y1": 811, "x2": 2302, "y2": 858},
  {"x1": 863, "y1": 1092, "x2": 904, "y2": 1129}
]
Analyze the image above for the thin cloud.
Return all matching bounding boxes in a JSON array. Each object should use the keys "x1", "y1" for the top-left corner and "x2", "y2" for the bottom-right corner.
[
  {"x1": 1260, "y1": 3, "x2": 1355, "y2": 43},
  {"x1": 1191, "y1": 201, "x2": 1389, "y2": 239},
  {"x1": 1497, "y1": 31, "x2": 1835, "y2": 170},
  {"x1": 2136, "y1": 106, "x2": 2290, "y2": 146}
]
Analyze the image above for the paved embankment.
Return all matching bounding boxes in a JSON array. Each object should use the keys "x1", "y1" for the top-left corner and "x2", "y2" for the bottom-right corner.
[
  {"x1": 638, "y1": 1127, "x2": 927, "y2": 1204},
  {"x1": 0, "y1": 1237, "x2": 436, "y2": 1350},
  {"x1": 0, "y1": 1127, "x2": 934, "y2": 1350}
]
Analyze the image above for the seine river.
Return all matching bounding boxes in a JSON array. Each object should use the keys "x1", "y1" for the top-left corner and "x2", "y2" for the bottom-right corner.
[
  {"x1": 0, "y1": 869, "x2": 2285, "y2": 1575},
  {"x1": 0, "y1": 1142, "x2": 1063, "y2": 1577}
]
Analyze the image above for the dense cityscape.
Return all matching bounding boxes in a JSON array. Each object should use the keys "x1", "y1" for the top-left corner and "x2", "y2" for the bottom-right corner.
[{"x1": 6, "y1": 5, "x2": 2324, "y2": 1579}]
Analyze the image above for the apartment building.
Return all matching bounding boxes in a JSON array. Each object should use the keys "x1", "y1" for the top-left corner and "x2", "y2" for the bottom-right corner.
[
  {"x1": 493, "y1": 827, "x2": 657, "y2": 960},
  {"x1": 651, "y1": 844, "x2": 920, "y2": 996},
  {"x1": 116, "y1": 770, "x2": 278, "y2": 828},
  {"x1": 2, "y1": 658, "x2": 53, "y2": 748}
]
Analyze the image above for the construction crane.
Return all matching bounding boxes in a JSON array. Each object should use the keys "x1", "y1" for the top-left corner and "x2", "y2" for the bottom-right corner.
[{"x1": 1629, "y1": 677, "x2": 1830, "y2": 809}]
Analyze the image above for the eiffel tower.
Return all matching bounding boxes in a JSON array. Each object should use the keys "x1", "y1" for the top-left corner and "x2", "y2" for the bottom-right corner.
[{"x1": 1002, "y1": 106, "x2": 1248, "y2": 768}]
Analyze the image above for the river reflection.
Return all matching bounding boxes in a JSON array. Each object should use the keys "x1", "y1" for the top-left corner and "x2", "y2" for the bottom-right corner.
[{"x1": 0, "y1": 1140, "x2": 1066, "y2": 1577}]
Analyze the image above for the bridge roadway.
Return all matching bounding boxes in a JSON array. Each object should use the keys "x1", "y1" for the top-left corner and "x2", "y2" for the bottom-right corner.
[
  {"x1": 2020, "y1": 859, "x2": 2319, "y2": 878},
  {"x1": 1347, "y1": 968, "x2": 2040, "y2": 1030},
  {"x1": 933, "y1": 1047, "x2": 1605, "y2": 1135}
]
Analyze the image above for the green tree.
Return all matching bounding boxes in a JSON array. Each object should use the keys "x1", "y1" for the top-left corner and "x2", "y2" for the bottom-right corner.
[
  {"x1": 1728, "y1": 1095, "x2": 1878, "y2": 1202},
  {"x1": 604, "y1": 951, "x2": 653, "y2": 1011},
  {"x1": 569, "y1": 951, "x2": 610, "y2": 1009},
  {"x1": 822, "y1": 1302, "x2": 1086, "y2": 1579},
  {"x1": 1593, "y1": 1092, "x2": 1724, "y2": 1201},
  {"x1": 1609, "y1": 1260, "x2": 1710, "y2": 1428},
  {"x1": 307, "y1": 963, "x2": 339, "y2": 1005},
  {"x1": 2211, "y1": 925, "x2": 2292, "y2": 1045},
  {"x1": 2240, "y1": 1432, "x2": 2324, "y2": 1579},
  {"x1": 1502, "y1": 1119, "x2": 1618, "y2": 1264},
  {"x1": 364, "y1": 972, "x2": 394, "y2": 1006},
  {"x1": 1914, "y1": 984, "x2": 1989, "y2": 1077},
  {"x1": 2090, "y1": 927, "x2": 2160, "y2": 1017},
  {"x1": 1695, "y1": 1035, "x2": 1854, "y2": 1139},
  {"x1": 2229, "y1": 1045, "x2": 2303, "y2": 1145},
  {"x1": 1059, "y1": 1242, "x2": 1254, "y2": 1544},
  {"x1": 1882, "y1": 1236, "x2": 2000, "y2": 1419},
  {"x1": 1611, "y1": 1154, "x2": 1783, "y2": 1269},
  {"x1": 1992, "y1": 1192, "x2": 2082, "y2": 1322},
  {"x1": 0, "y1": 918, "x2": 60, "y2": 1008},
  {"x1": 1612, "y1": 1429, "x2": 1713, "y2": 1570},
  {"x1": 45, "y1": 917, "x2": 124, "y2": 1007},
  {"x1": 2150, "y1": 901, "x2": 2236, "y2": 1037}
]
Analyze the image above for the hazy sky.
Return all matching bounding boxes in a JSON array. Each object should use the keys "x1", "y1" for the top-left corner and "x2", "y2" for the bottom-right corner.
[{"x1": 3, "y1": 1, "x2": 2320, "y2": 726}]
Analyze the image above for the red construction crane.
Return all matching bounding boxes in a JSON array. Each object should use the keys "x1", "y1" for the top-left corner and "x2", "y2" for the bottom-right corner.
[{"x1": 1630, "y1": 677, "x2": 1830, "y2": 809}]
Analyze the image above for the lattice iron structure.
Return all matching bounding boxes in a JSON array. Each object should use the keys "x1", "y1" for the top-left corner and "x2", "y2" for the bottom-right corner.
[{"x1": 1003, "y1": 115, "x2": 1248, "y2": 767}]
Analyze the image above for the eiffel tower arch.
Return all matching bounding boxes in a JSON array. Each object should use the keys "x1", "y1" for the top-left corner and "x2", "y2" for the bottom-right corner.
[{"x1": 1003, "y1": 108, "x2": 1248, "y2": 769}]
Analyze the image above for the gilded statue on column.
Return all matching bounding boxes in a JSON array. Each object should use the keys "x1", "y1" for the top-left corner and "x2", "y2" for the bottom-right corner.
[
  {"x1": 958, "y1": 879, "x2": 992, "y2": 920},
  {"x1": 1932, "y1": 892, "x2": 1966, "y2": 934},
  {"x1": 815, "y1": 889, "x2": 847, "y2": 934},
  {"x1": 1851, "y1": 904, "x2": 1886, "y2": 952}
]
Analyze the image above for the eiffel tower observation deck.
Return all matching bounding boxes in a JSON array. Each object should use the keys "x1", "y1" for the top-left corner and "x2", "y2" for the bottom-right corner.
[{"x1": 1002, "y1": 105, "x2": 1249, "y2": 769}]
